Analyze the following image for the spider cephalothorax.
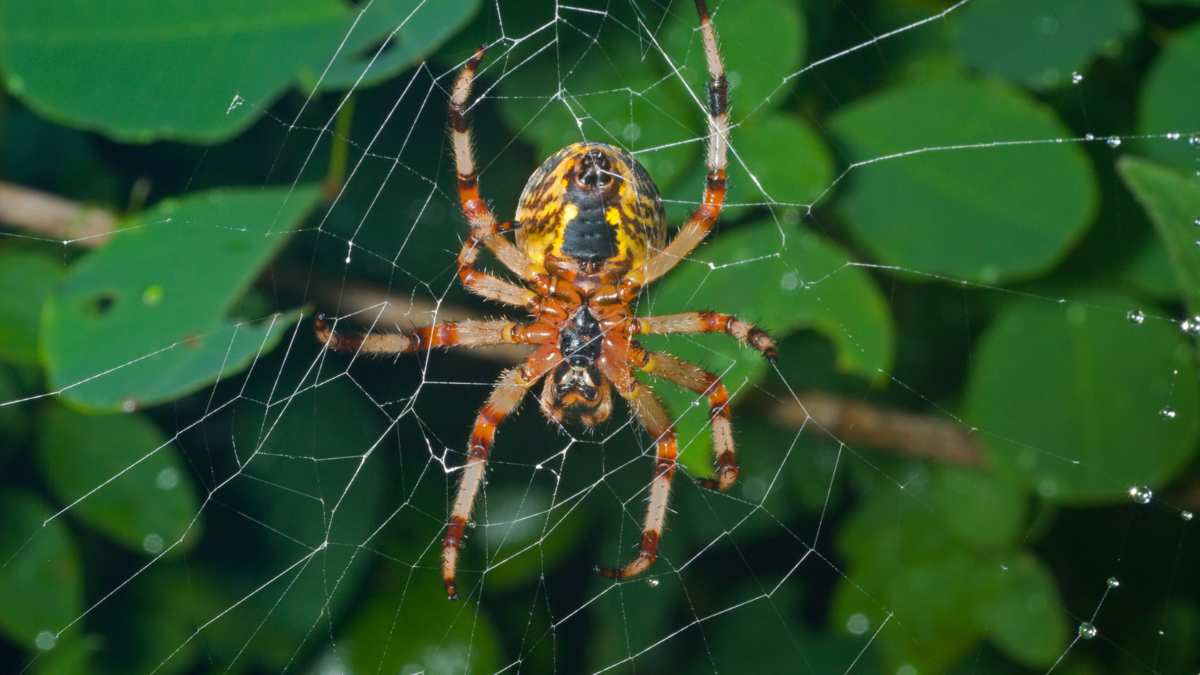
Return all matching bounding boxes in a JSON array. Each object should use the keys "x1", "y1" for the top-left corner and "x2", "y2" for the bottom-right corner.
[{"x1": 316, "y1": 0, "x2": 776, "y2": 601}]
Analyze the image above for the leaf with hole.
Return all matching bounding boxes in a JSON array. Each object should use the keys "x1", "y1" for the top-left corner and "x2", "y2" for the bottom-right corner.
[{"x1": 42, "y1": 185, "x2": 321, "y2": 412}]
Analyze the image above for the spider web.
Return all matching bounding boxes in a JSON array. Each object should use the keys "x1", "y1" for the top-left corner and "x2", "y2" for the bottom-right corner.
[{"x1": 2, "y1": 0, "x2": 1199, "y2": 674}]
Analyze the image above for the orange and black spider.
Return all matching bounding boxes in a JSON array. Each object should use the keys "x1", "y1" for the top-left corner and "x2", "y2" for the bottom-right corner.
[{"x1": 315, "y1": 0, "x2": 774, "y2": 601}]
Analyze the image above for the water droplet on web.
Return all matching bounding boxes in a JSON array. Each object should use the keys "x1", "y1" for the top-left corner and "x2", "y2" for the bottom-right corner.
[
  {"x1": 1085, "y1": 133, "x2": 1095, "y2": 141},
  {"x1": 1160, "y1": 406, "x2": 1176, "y2": 420},
  {"x1": 1106, "y1": 577, "x2": 1120, "y2": 588},
  {"x1": 345, "y1": 254, "x2": 352, "y2": 264},
  {"x1": 143, "y1": 533, "x2": 164, "y2": 553},
  {"x1": 646, "y1": 577, "x2": 659, "y2": 588},
  {"x1": 1130, "y1": 486, "x2": 1153, "y2": 504},
  {"x1": 35, "y1": 631, "x2": 56, "y2": 650},
  {"x1": 1071, "y1": 72, "x2": 1083, "y2": 84},
  {"x1": 846, "y1": 613, "x2": 870, "y2": 635},
  {"x1": 156, "y1": 467, "x2": 181, "y2": 490},
  {"x1": 1127, "y1": 310, "x2": 1144, "y2": 325},
  {"x1": 1193, "y1": 217, "x2": 1200, "y2": 227},
  {"x1": 1167, "y1": 132, "x2": 1180, "y2": 140},
  {"x1": 1106, "y1": 137, "x2": 1122, "y2": 148},
  {"x1": 467, "y1": 521, "x2": 477, "y2": 529},
  {"x1": 1190, "y1": 135, "x2": 1200, "y2": 148},
  {"x1": 1079, "y1": 623, "x2": 1098, "y2": 639},
  {"x1": 1183, "y1": 511, "x2": 1194, "y2": 521},
  {"x1": 1186, "y1": 318, "x2": 1200, "y2": 335}
]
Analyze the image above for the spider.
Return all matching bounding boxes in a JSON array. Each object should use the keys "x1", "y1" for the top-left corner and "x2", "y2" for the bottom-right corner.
[{"x1": 315, "y1": 0, "x2": 774, "y2": 601}]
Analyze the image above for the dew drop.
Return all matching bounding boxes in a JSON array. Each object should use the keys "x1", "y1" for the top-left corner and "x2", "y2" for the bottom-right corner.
[
  {"x1": 1194, "y1": 217, "x2": 1200, "y2": 227},
  {"x1": 1085, "y1": 133, "x2": 1095, "y2": 141},
  {"x1": 1106, "y1": 137, "x2": 1122, "y2": 148},
  {"x1": 1127, "y1": 310, "x2": 1145, "y2": 325},
  {"x1": 156, "y1": 467, "x2": 181, "y2": 490},
  {"x1": 1106, "y1": 577, "x2": 1120, "y2": 588},
  {"x1": 1071, "y1": 72, "x2": 1083, "y2": 84},
  {"x1": 1191, "y1": 135, "x2": 1200, "y2": 148},
  {"x1": 143, "y1": 533, "x2": 164, "y2": 554},
  {"x1": 647, "y1": 577, "x2": 660, "y2": 588},
  {"x1": 35, "y1": 631, "x2": 56, "y2": 650},
  {"x1": 1182, "y1": 511, "x2": 1194, "y2": 521},
  {"x1": 1160, "y1": 406, "x2": 1177, "y2": 420},
  {"x1": 1079, "y1": 623, "x2": 1098, "y2": 639},
  {"x1": 1187, "y1": 318, "x2": 1200, "y2": 336},
  {"x1": 1167, "y1": 132, "x2": 1181, "y2": 140},
  {"x1": 846, "y1": 613, "x2": 870, "y2": 635},
  {"x1": 1130, "y1": 486, "x2": 1153, "y2": 504}
]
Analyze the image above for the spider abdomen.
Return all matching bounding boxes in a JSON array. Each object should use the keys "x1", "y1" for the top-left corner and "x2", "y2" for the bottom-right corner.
[{"x1": 516, "y1": 142, "x2": 666, "y2": 274}]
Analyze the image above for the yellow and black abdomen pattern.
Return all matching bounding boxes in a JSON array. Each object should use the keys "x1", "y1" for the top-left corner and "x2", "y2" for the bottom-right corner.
[{"x1": 516, "y1": 142, "x2": 666, "y2": 271}]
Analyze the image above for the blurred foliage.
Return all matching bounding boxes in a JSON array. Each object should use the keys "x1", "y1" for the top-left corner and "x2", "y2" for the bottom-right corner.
[{"x1": 1, "y1": 0, "x2": 1200, "y2": 674}]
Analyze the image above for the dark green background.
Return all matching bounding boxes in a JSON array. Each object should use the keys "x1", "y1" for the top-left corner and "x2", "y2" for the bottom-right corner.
[{"x1": 1, "y1": 0, "x2": 1200, "y2": 673}]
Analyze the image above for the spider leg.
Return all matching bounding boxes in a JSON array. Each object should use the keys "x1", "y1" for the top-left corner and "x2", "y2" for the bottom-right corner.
[
  {"x1": 632, "y1": 311, "x2": 776, "y2": 362},
  {"x1": 638, "y1": 0, "x2": 728, "y2": 287},
  {"x1": 443, "y1": 343, "x2": 560, "y2": 600},
  {"x1": 449, "y1": 46, "x2": 556, "y2": 297},
  {"x1": 595, "y1": 360, "x2": 678, "y2": 580},
  {"x1": 315, "y1": 316, "x2": 554, "y2": 354},
  {"x1": 632, "y1": 346, "x2": 739, "y2": 490}
]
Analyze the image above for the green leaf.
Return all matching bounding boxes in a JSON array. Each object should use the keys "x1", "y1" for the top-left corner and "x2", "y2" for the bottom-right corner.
[
  {"x1": 318, "y1": 0, "x2": 482, "y2": 92},
  {"x1": 830, "y1": 77, "x2": 1098, "y2": 284},
  {"x1": 727, "y1": 113, "x2": 834, "y2": 216},
  {"x1": 643, "y1": 219, "x2": 893, "y2": 473},
  {"x1": 833, "y1": 478, "x2": 1068, "y2": 671},
  {"x1": 965, "y1": 291, "x2": 1200, "y2": 503},
  {"x1": 0, "y1": 251, "x2": 62, "y2": 365},
  {"x1": 831, "y1": 485, "x2": 993, "y2": 671},
  {"x1": 1121, "y1": 236, "x2": 1183, "y2": 300},
  {"x1": 42, "y1": 185, "x2": 321, "y2": 412},
  {"x1": 1117, "y1": 157, "x2": 1200, "y2": 315},
  {"x1": 0, "y1": 491, "x2": 83, "y2": 650},
  {"x1": 956, "y1": 0, "x2": 1140, "y2": 90},
  {"x1": 928, "y1": 466, "x2": 1027, "y2": 550},
  {"x1": 1138, "y1": 23, "x2": 1200, "y2": 172},
  {"x1": 0, "y1": 0, "x2": 478, "y2": 143},
  {"x1": 976, "y1": 553, "x2": 1069, "y2": 667},
  {"x1": 38, "y1": 404, "x2": 201, "y2": 556},
  {"x1": 341, "y1": 568, "x2": 502, "y2": 675}
]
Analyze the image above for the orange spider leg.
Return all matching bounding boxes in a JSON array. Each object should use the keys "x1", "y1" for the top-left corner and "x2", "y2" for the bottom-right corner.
[
  {"x1": 594, "y1": 343, "x2": 678, "y2": 580},
  {"x1": 631, "y1": 311, "x2": 776, "y2": 362},
  {"x1": 443, "y1": 342, "x2": 561, "y2": 600},
  {"x1": 638, "y1": 0, "x2": 728, "y2": 287},
  {"x1": 632, "y1": 346, "x2": 738, "y2": 490},
  {"x1": 315, "y1": 316, "x2": 554, "y2": 354},
  {"x1": 449, "y1": 45, "x2": 556, "y2": 297}
]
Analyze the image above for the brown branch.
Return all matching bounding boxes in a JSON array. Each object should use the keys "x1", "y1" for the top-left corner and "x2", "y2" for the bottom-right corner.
[
  {"x1": 0, "y1": 180, "x2": 116, "y2": 246},
  {"x1": 771, "y1": 392, "x2": 987, "y2": 468}
]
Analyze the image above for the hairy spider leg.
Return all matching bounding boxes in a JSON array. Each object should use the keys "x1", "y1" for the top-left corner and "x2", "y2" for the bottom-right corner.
[
  {"x1": 595, "y1": 361, "x2": 679, "y2": 580},
  {"x1": 449, "y1": 45, "x2": 556, "y2": 296},
  {"x1": 637, "y1": 0, "x2": 729, "y2": 287},
  {"x1": 443, "y1": 343, "x2": 560, "y2": 600},
  {"x1": 314, "y1": 316, "x2": 555, "y2": 355},
  {"x1": 633, "y1": 346, "x2": 739, "y2": 490},
  {"x1": 632, "y1": 311, "x2": 777, "y2": 362}
]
